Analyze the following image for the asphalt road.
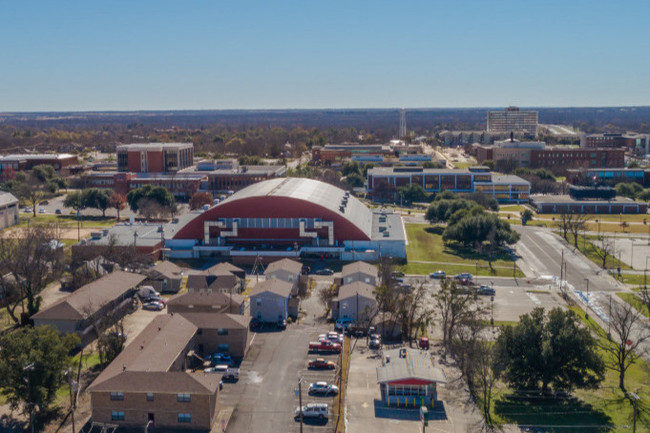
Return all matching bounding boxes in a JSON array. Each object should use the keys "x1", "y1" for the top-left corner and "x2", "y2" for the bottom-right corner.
[{"x1": 513, "y1": 225, "x2": 621, "y2": 293}]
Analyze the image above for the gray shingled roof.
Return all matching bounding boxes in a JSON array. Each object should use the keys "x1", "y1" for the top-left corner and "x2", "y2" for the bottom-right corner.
[
  {"x1": 250, "y1": 279, "x2": 292, "y2": 298},
  {"x1": 179, "y1": 312, "x2": 251, "y2": 329},
  {"x1": 341, "y1": 261, "x2": 378, "y2": 279},
  {"x1": 168, "y1": 290, "x2": 244, "y2": 309},
  {"x1": 32, "y1": 271, "x2": 146, "y2": 321},
  {"x1": 376, "y1": 348, "x2": 447, "y2": 385},
  {"x1": 265, "y1": 258, "x2": 302, "y2": 275},
  {"x1": 147, "y1": 260, "x2": 183, "y2": 280},
  {"x1": 337, "y1": 282, "x2": 376, "y2": 301}
]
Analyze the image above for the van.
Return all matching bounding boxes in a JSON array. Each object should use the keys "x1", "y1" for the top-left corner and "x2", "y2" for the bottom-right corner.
[{"x1": 138, "y1": 286, "x2": 160, "y2": 300}]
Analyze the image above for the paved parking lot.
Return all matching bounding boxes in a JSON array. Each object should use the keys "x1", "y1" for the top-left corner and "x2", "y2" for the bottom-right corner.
[{"x1": 221, "y1": 323, "x2": 338, "y2": 433}]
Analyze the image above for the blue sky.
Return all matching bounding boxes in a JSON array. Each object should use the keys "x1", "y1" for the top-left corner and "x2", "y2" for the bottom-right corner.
[{"x1": 1, "y1": 0, "x2": 649, "y2": 111}]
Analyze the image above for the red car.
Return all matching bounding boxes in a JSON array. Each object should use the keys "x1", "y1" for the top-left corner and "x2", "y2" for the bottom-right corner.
[
  {"x1": 308, "y1": 358, "x2": 336, "y2": 370},
  {"x1": 308, "y1": 340, "x2": 342, "y2": 353}
]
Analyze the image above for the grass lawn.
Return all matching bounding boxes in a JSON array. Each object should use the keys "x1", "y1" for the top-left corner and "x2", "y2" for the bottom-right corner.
[
  {"x1": 452, "y1": 161, "x2": 476, "y2": 169},
  {"x1": 616, "y1": 293, "x2": 650, "y2": 318},
  {"x1": 618, "y1": 274, "x2": 648, "y2": 286},
  {"x1": 399, "y1": 224, "x2": 524, "y2": 277},
  {"x1": 480, "y1": 307, "x2": 650, "y2": 432},
  {"x1": 16, "y1": 214, "x2": 117, "y2": 228},
  {"x1": 566, "y1": 233, "x2": 632, "y2": 271},
  {"x1": 498, "y1": 205, "x2": 527, "y2": 213}
]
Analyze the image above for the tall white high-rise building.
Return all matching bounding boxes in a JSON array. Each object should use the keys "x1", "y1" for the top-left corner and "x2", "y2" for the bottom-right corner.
[{"x1": 487, "y1": 106, "x2": 538, "y2": 135}]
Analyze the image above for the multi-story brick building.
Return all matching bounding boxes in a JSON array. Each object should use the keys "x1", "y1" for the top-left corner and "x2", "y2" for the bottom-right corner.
[
  {"x1": 475, "y1": 139, "x2": 625, "y2": 175},
  {"x1": 487, "y1": 107, "x2": 538, "y2": 135},
  {"x1": 580, "y1": 133, "x2": 650, "y2": 156},
  {"x1": 89, "y1": 310, "x2": 252, "y2": 430},
  {"x1": 117, "y1": 143, "x2": 194, "y2": 173}
]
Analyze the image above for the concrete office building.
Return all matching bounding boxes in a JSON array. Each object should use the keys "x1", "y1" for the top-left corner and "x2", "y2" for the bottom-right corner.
[{"x1": 487, "y1": 107, "x2": 538, "y2": 135}]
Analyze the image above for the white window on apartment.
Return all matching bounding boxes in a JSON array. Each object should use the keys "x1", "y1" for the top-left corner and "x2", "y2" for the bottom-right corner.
[
  {"x1": 178, "y1": 413, "x2": 191, "y2": 423},
  {"x1": 146, "y1": 392, "x2": 154, "y2": 401},
  {"x1": 217, "y1": 328, "x2": 228, "y2": 336},
  {"x1": 256, "y1": 298, "x2": 262, "y2": 306},
  {"x1": 111, "y1": 411, "x2": 125, "y2": 421},
  {"x1": 177, "y1": 393, "x2": 191, "y2": 402},
  {"x1": 110, "y1": 392, "x2": 124, "y2": 401}
]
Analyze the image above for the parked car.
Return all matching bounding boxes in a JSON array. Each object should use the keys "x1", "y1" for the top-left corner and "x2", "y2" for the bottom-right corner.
[
  {"x1": 142, "y1": 301, "x2": 165, "y2": 311},
  {"x1": 335, "y1": 317, "x2": 354, "y2": 331},
  {"x1": 295, "y1": 403, "x2": 329, "y2": 421},
  {"x1": 309, "y1": 381, "x2": 339, "y2": 396},
  {"x1": 55, "y1": 209, "x2": 62, "y2": 215},
  {"x1": 326, "y1": 331, "x2": 344, "y2": 344},
  {"x1": 429, "y1": 270, "x2": 446, "y2": 279},
  {"x1": 391, "y1": 271, "x2": 405, "y2": 278},
  {"x1": 138, "y1": 286, "x2": 161, "y2": 300},
  {"x1": 369, "y1": 334, "x2": 381, "y2": 349},
  {"x1": 454, "y1": 273, "x2": 473, "y2": 281},
  {"x1": 24, "y1": 207, "x2": 33, "y2": 213},
  {"x1": 209, "y1": 353, "x2": 233, "y2": 367},
  {"x1": 419, "y1": 337, "x2": 430, "y2": 350},
  {"x1": 308, "y1": 358, "x2": 336, "y2": 370},
  {"x1": 477, "y1": 285, "x2": 496, "y2": 296},
  {"x1": 143, "y1": 295, "x2": 166, "y2": 305},
  {"x1": 38, "y1": 208, "x2": 46, "y2": 214},
  {"x1": 309, "y1": 340, "x2": 342, "y2": 353},
  {"x1": 315, "y1": 268, "x2": 334, "y2": 276}
]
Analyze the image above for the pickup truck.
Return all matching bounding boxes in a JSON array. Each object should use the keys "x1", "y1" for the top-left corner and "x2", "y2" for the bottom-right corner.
[
  {"x1": 205, "y1": 365, "x2": 240, "y2": 381},
  {"x1": 309, "y1": 340, "x2": 342, "y2": 353}
]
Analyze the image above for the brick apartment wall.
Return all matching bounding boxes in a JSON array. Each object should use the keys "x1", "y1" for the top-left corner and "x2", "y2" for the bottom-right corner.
[
  {"x1": 91, "y1": 390, "x2": 217, "y2": 430},
  {"x1": 197, "y1": 328, "x2": 249, "y2": 358}
]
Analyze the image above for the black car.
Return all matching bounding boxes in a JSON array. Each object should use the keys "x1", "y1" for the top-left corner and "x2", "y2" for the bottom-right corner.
[
  {"x1": 315, "y1": 268, "x2": 334, "y2": 276},
  {"x1": 477, "y1": 285, "x2": 496, "y2": 296}
]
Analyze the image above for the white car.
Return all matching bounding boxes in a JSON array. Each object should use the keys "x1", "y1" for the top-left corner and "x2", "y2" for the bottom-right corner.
[
  {"x1": 326, "y1": 331, "x2": 344, "y2": 344},
  {"x1": 309, "y1": 381, "x2": 339, "y2": 396},
  {"x1": 39, "y1": 208, "x2": 46, "y2": 214},
  {"x1": 295, "y1": 403, "x2": 328, "y2": 420}
]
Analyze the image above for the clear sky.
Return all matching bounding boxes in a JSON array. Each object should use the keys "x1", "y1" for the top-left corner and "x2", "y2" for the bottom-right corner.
[{"x1": 1, "y1": 0, "x2": 649, "y2": 111}]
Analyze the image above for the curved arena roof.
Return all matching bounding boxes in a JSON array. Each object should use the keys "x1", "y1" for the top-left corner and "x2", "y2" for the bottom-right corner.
[{"x1": 173, "y1": 178, "x2": 373, "y2": 242}]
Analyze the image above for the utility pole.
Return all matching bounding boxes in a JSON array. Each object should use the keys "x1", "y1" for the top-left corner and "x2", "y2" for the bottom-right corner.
[
  {"x1": 24, "y1": 363, "x2": 35, "y2": 433},
  {"x1": 629, "y1": 392, "x2": 640, "y2": 433},
  {"x1": 298, "y1": 377, "x2": 304, "y2": 433},
  {"x1": 584, "y1": 278, "x2": 590, "y2": 319}
]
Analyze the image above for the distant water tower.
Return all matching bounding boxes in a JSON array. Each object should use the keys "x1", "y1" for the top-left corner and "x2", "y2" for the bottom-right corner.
[{"x1": 399, "y1": 109, "x2": 406, "y2": 139}]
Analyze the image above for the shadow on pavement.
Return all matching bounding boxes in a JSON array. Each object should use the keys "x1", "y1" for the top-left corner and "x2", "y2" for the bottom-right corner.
[{"x1": 373, "y1": 400, "x2": 447, "y2": 421}]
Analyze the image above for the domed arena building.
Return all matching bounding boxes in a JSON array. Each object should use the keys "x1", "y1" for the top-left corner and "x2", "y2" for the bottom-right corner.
[{"x1": 165, "y1": 177, "x2": 406, "y2": 263}]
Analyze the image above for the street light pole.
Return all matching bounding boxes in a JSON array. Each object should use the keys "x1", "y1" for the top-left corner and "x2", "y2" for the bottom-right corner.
[
  {"x1": 584, "y1": 278, "x2": 590, "y2": 319},
  {"x1": 24, "y1": 363, "x2": 35, "y2": 433}
]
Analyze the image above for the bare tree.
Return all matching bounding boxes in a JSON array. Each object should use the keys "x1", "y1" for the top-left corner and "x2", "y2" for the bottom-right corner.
[
  {"x1": 399, "y1": 283, "x2": 433, "y2": 346},
  {"x1": 568, "y1": 214, "x2": 588, "y2": 248},
  {"x1": 83, "y1": 301, "x2": 128, "y2": 366},
  {"x1": 556, "y1": 213, "x2": 573, "y2": 242},
  {"x1": 639, "y1": 285, "x2": 650, "y2": 317},
  {"x1": 318, "y1": 283, "x2": 337, "y2": 313},
  {"x1": 602, "y1": 301, "x2": 650, "y2": 391},
  {"x1": 593, "y1": 235, "x2": 615, "y2": 268},
  {"x1": 0, "y1": 225, "x2": 66, "y2": 324},
  {"x1": 473, "y1": 341, "x2": 502, "y2": 426},
  {"x1": 433, "y1": 278, "x2": 483, "y2": 350}
]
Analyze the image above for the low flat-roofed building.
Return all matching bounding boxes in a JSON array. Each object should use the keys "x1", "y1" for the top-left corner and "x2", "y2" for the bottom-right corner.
[
  {"x1": 0, "y1": 191, "x2": 19, "y2": 230},
  {"x1": 377, "y1": 347, "x2": 447, "y2": 408},
  {"x1": 531, "y1": 194, "x2": 648, "y2": 214},
  {"x1": 88, "y1": 314, "x2": 220, "y2": 431},
  {"x1": 0, "y1": 153, "x2": 79, "y2": 176},
  {"x1": 567, "y1": 168, "x2": 650, "y2": 187},
  {"x1": 367, "y1": 167, "x2": 530, "y2": 204},
  {"x1": 31, "y1": 271, "x2": 146, "y2": 345}
]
